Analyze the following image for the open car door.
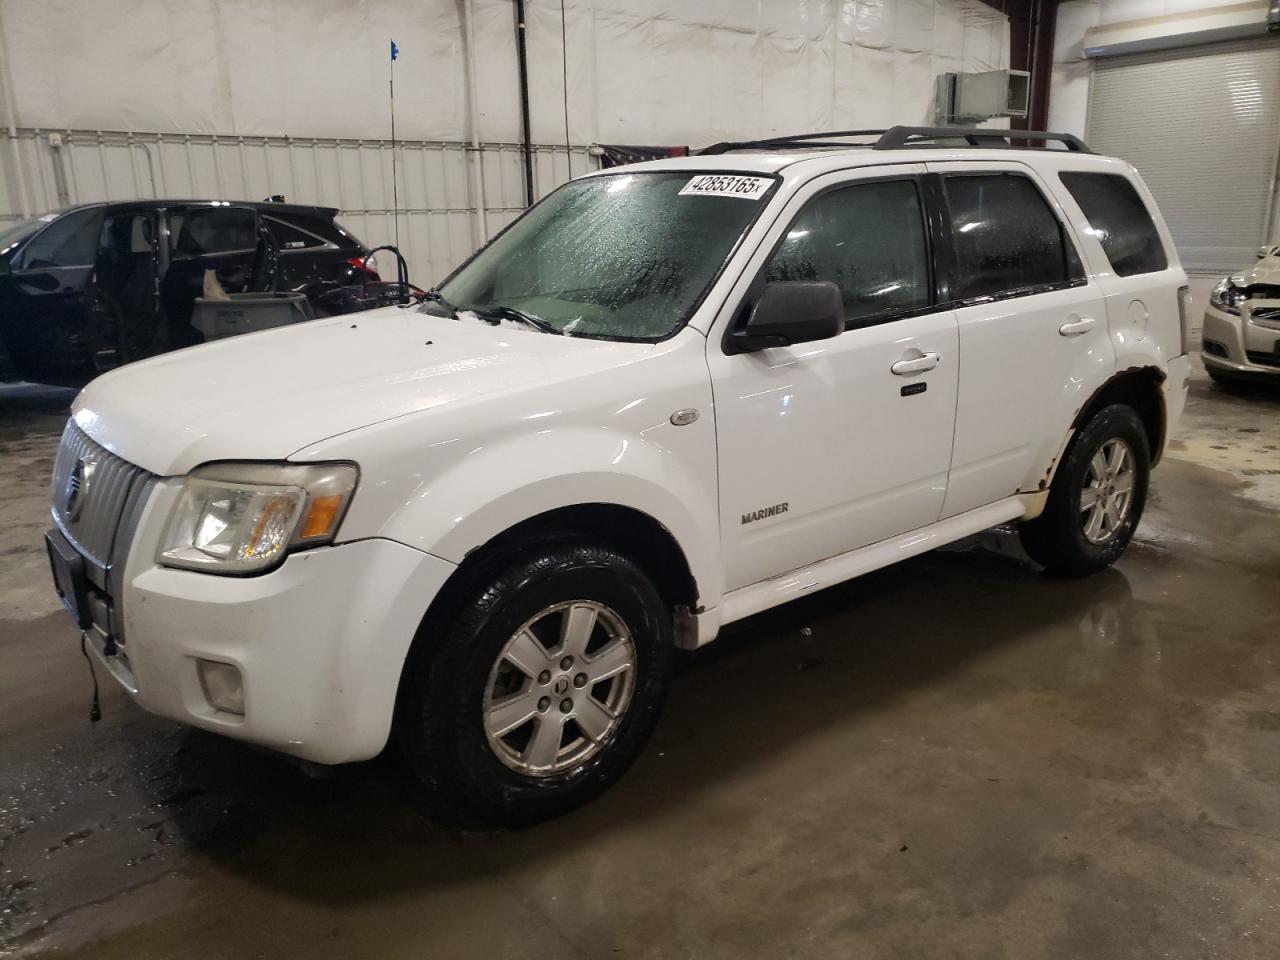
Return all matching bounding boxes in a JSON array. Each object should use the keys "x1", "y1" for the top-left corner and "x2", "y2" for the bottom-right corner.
[
  {"x1": 89, "y1": 209, "x2": 162, "y2": 371},
  {"x1": 161, "y1": 204, "x2": 274, "y2": 348}
]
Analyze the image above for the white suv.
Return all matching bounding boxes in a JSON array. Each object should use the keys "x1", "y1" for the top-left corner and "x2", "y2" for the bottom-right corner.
[{"x1": 46, "y1": 127, "x2": 1192, "y2": 825}]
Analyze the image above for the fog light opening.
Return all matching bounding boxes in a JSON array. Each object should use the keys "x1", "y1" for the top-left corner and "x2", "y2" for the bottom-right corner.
[{"x1": 197, "y1": 659, "x2": 245, "y2": 716}]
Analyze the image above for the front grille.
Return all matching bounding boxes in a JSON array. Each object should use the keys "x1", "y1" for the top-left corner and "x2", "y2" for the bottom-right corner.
[
  {"x1": 50, "y1": 420, "x2": 152, "y2": 570},
  {"x1": 1251, "y1": 306, "x2": 1280, "y2": 329},
  {"x1": 1245, "y1": 351, "x2": 1280, "y2": 369}
]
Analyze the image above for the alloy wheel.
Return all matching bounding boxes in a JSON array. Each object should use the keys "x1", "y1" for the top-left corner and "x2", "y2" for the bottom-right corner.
[
  {"x1": 482, "y1": 600, "x2": 637, "y2": 776},
  {"x1": 1080, "y1": 437, "x2": 1135, "y2": 544}
]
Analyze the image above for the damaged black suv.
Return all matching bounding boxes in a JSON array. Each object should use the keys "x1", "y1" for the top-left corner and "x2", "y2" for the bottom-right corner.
[{"x1": 0, "y1": 200, "x2": 372, "y2": 385}]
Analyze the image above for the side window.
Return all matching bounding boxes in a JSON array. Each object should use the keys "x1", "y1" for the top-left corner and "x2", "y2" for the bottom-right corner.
[
  {"x1": 1058, "y1": 172, "x2": 1168, "y2": 277},
  {"x1": 264, "y1": 215, "x2": 327, "y2": 251},
  {"x1": 765, "y1": 179, "x2": 931, "y2": 326},
  {"x1": 172, "y1": 207, "x2": 257, "y2": 258},
  {"x1": 101, "y1": 213, "x2": 153, "y2": 255},
  {"x1": 19, "y1": 207, "x2": 103, "y2": 269},
  {"x1": 944, "y1": 174, "x2": 1081, "y2": 301}
]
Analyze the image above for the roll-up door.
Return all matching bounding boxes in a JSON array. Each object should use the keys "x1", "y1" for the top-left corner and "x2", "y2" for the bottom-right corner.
[{"x1": 1087, "y1": 37, "x2": 1280, "y2": 272}]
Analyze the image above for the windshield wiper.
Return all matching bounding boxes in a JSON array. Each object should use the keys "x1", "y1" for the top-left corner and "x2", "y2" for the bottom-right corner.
[
  {"x1": 419, "y1": 289, "x2": 459, "y2": 318},
  {"x1": 474, "y1": 304, "x2": 564, "y2": 336}
]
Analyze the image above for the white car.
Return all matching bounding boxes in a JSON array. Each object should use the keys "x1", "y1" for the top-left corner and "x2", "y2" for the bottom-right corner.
[
  {"x1": 46, "y1": 126, "x2": 1192, "y2": 825},
  {"x1": 1202, "y1": 244, "x2": 1280, "y2": 382}
]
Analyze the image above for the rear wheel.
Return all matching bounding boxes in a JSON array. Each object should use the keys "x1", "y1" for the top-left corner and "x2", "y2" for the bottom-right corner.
[
  {"x1": 1019, "y1": 404, "x2": 1150, "y2": 577},
  {"x1": 396, "y1": 542, "x2": 672, "y2": 826}
]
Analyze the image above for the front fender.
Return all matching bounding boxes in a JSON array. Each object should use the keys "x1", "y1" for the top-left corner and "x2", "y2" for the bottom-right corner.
[{"x1": 379, "y1": 426, "x2": 721, "y2": 605}]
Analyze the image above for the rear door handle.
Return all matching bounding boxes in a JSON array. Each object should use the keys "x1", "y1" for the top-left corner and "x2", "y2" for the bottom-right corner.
[
  {"x1": 1059, "y1": 317, "x2": 1096, "y2": 337},
  {"x1": 891, "y1": 352, "x2": 940, "y2": 375}
]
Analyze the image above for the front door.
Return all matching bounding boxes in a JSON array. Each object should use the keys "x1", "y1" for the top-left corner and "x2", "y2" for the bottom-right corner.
[
  {"x1": 0, "y1": 205, "x2": 103, "y2": 382},
  {"x1": 708, "y1": 166, "x2": 960, "y2": 592}
]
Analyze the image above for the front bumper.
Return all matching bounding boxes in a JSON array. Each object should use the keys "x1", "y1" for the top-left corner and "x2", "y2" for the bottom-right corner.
[
  {"x1": 1202, "y1": 303, "x2": 1280, "y2": 376},
  {"x1": 91, "y1": 482, "x2": 457, "y2": 764}
]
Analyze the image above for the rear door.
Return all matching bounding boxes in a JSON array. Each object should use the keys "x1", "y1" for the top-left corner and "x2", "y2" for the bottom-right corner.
[
  {"x1": 925, "y1": 161, "x2": 1112, "y2": 518},
  {"x1": 162, "y1": 204, "x2": 261, "y2": 347}
]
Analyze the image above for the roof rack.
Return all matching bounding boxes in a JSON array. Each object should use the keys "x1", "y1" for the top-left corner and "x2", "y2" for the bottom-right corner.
[{"x1": 697, "y1": 125, "x2": 1091, "y2": 156}]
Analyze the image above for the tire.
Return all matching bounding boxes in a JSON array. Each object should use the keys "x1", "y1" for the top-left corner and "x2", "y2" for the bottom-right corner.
[
  {"x1": 1019, "y1": 404, "x2": 1150, "y2": 578},
  {"x1": 396, "y1": 542, "x2": 673, "y2": 827}
]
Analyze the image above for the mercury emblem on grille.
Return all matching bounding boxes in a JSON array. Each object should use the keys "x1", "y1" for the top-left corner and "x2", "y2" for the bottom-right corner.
[{"x1": 64, "y1": 456, "x2": 96, "y2": 522}]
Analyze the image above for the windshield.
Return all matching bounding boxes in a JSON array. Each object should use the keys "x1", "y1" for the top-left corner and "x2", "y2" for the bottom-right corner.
[
  {"x1": 0, "y1": 212, "x2": 57, "y2": 256},
  {"x1": 438, "y1": 171, "x2": 776, "y2": 340}
]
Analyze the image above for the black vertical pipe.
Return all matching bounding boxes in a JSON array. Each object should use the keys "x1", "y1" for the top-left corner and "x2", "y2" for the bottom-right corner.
[{"x1": 514, "y1": 0, "x2": 535, "y2": 207}]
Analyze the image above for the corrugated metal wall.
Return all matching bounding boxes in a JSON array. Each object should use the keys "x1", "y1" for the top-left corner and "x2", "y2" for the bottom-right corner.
[{"x1": 0, "y1": 127, "x2": 595, "y2": 287}]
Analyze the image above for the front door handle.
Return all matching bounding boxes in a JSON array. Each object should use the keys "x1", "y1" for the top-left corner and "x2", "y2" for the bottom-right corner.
[
  {"x1": 1059, "y1": 317, "x2": 1096, "y2": 337},
  {"x1": 891, "y1": 352, "x2": 940, "y2": 375}
]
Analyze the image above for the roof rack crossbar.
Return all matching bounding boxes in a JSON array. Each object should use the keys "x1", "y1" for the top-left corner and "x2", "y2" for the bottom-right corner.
[{"x1": 697, "y1": 125, "x2": 1091, "y2": 156}]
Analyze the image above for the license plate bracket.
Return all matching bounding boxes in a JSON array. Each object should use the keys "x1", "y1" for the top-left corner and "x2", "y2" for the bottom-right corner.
[{"x1": 46, "y1": 527, "x2": 92, "y2": 630}]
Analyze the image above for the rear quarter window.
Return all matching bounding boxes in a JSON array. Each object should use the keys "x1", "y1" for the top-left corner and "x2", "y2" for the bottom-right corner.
[
  {"x1": 264, "y1": 215, "x2": 329, "y2": 251},
  {"x1": 1058, "y1": 172, "x2": 1168, "y2": 277},
  {"x1": 288, "y1": 212, "x2": 360, "y2": 250}
]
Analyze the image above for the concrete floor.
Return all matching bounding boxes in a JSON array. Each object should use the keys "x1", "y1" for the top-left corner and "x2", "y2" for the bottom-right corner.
[{"x1": 3, "y1": 343, "x2": 1279, "y2": 958}]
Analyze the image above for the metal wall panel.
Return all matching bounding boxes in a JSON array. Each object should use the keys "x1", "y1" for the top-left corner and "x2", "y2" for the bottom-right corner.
[
  {"x1": 0, "y1": 128, "x2": 596, "y2": 287},
  {"x1": 1087, "y1": 36, "x2": 1280, "y2": 272}
]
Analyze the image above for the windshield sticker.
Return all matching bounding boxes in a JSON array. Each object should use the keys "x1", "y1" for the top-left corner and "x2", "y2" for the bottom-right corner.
[{"x1": 678, "y1": 175, "x2": 772, "y2": 200}]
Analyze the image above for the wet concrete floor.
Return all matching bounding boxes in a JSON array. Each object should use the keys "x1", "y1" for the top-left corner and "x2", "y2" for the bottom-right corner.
[{"x1": 2, "y1": 360, "x2": 1279, "y2": 959}]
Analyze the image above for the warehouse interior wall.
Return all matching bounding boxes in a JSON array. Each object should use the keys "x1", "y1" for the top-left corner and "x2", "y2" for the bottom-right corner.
[
  {"x1": 1048, "y1": 0, "x2": 1280, "y2": 256},
  {"x1": 0, "y1": 0, "x2": 1010, "y2": 284}
]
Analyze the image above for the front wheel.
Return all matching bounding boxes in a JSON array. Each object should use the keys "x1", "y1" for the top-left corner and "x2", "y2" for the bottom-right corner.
[
  {"x1": 396, "y1": 543, "x2": 673, "y2": 826},
  {"x1": 1019, "y1": 404, "x2": 1150, "y2": 577}
]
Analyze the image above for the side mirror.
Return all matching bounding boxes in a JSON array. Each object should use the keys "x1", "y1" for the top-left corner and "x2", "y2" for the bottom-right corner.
[{"x1": 729, "y1": 281, "x2": 844, "y2": 353}]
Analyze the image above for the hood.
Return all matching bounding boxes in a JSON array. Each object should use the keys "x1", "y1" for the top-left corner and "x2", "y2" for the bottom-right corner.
[
  {"x1": 1235, "y1": 253, "x2": 1280, "y2": 288},
  {"x1": 73, "y1": 307, "x2": 650, "y2": 475}
]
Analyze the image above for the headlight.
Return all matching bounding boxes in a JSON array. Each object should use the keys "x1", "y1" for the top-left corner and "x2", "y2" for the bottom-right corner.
[
  {"x1": 158, "y1": 462, "x2": 358, "y2": 574},
  {"x1": 1210, "y1": 277, "x2": 1247, "y2": 315}
]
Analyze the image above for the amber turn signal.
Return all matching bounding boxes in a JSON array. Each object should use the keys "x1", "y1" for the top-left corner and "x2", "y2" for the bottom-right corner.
[{"x1": 299, "y1": 493, "x2": 346, "y2": 540}]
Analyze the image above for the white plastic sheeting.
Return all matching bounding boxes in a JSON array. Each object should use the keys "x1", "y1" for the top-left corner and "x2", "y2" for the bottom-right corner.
[
  {"x1": 0, "y1": 0, "x2": 1007, "y2": 144},
  {"x1": 527, "y1": 0, "x2": 1010, "y2": 145},
  {"x1": 0, "y1": 0, "x2": 1009, "y2": 282}
]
